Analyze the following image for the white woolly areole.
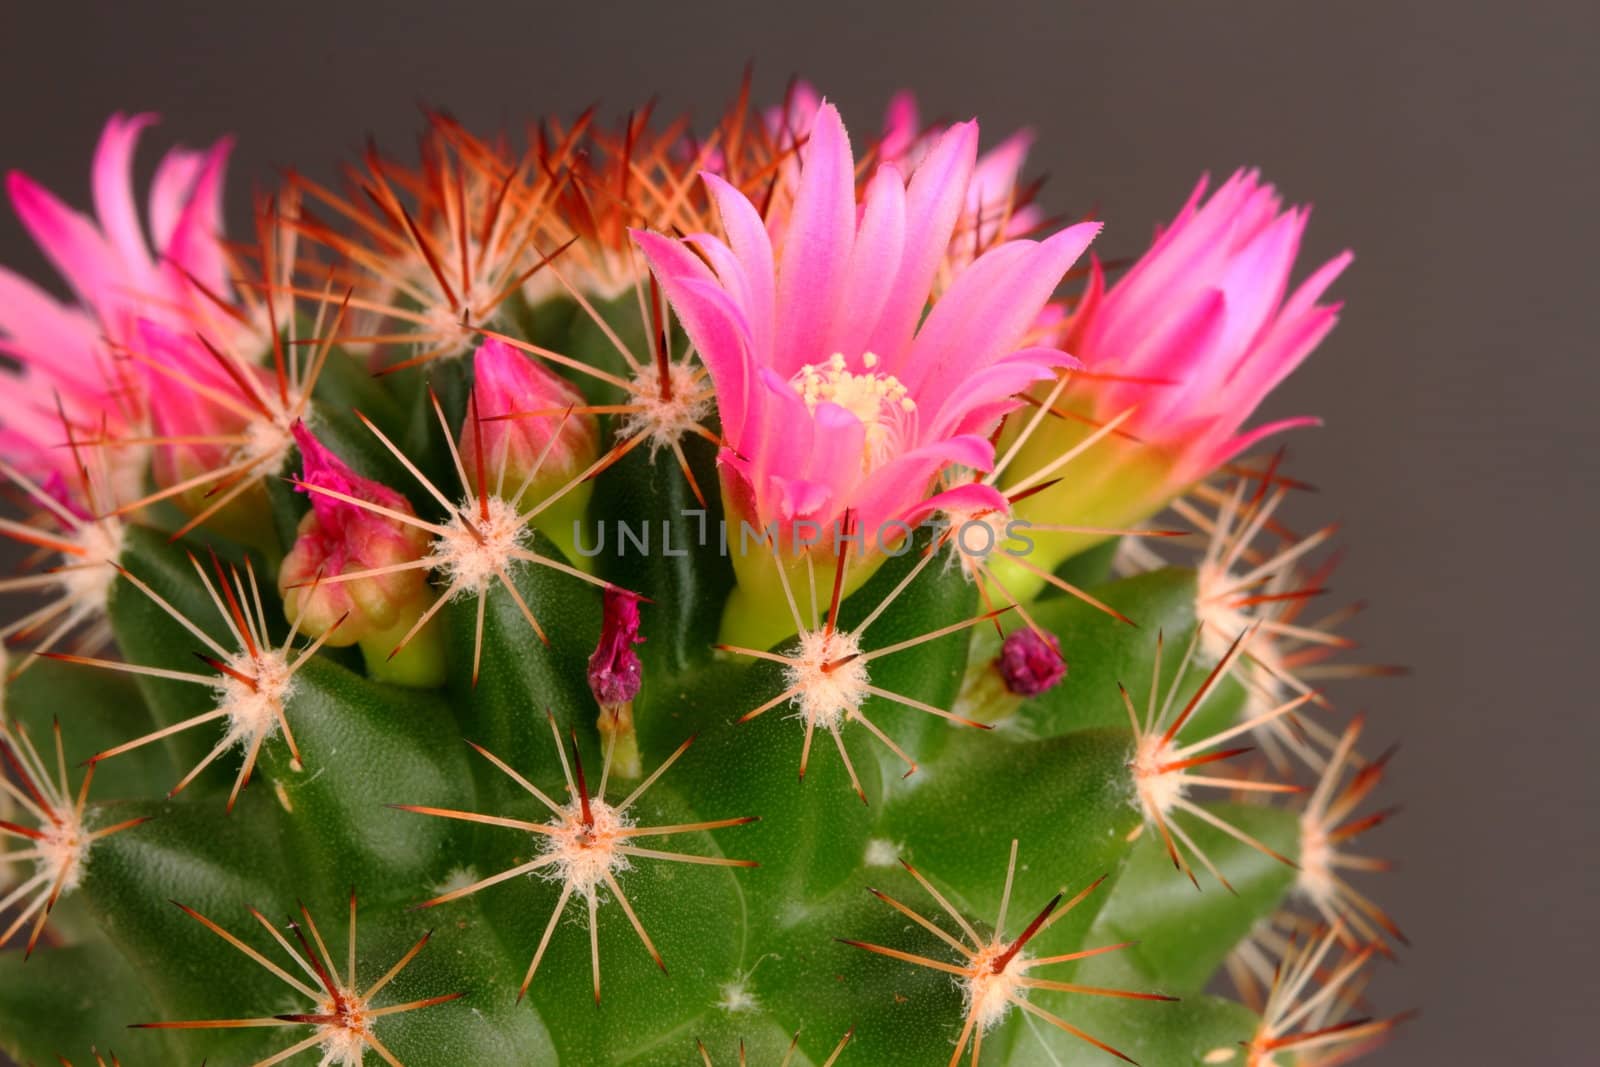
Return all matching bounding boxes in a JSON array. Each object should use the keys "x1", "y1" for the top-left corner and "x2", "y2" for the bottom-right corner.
[
  {"x1": 1194, "y1": 559, "x2": 1289, "y2": 683},
  {"x1": 34, "y1": 809, "x2": 91, "y2": 895},
  {"x1": 964, "y1": 941, "x2": 1028, "y2": 1033},
  {"x1": 623, "y1": 361, "x2": 713, "y2": 454},
  {"x1": 421, "y1": 279, "x2": 499, "y2": 358},
  {"x1": 430, "y1": 494, "x2": 530, "y2": 596},
  {"x1": 312, "y1": 989, "x2": 376, "y2": 1067},
  {"x1": 783, "y1": 628, "x2": 869, "y2": 730},
  {"x1": 60, "y1": 518, "x2": 124, "y2": 615},
  {"x1": 939, "y1": 501, "x2": 1011, "y2": 579},
  {"x1": 1296, "y1": 809, "x2": 1335, "y2": 909},
  {"x1": 214, "y1": 649, "x2": 296, "y2": 752},
  {"x1": 540, "y1": 796, "x2": 634, "y2": 894},
  {"x1": 863, "y1": 838, "x2": 900, "y2": 867},
  {"x1": 1130, "y1": 731, "x2": 1187, "y2": 820},
  {"x1": 242, "y1": 414, "x2": 296, "y2": 472}
]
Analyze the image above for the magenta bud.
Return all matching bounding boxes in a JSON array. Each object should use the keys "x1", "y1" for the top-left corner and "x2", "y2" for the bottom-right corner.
[
  {"x1": 588, "y1": 587, "x2": 645, "y2": 707},
  {"x1": 462, "y1": 338, "x2": 598, "y2": 504},
  {"x1": 997, "y1": 628, "x2": 1066, "y2": 696},
  {"x1": 279, "y1": 422, "x2": 432, "y2": 644}
]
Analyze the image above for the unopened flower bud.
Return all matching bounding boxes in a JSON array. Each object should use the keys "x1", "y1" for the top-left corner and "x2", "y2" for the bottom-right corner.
[
  {"x1": 462, "y1": 338, "x2": 598, "y2": 507},
  {"x1": 997, "y1": 627, "x2": 1067, "y2": 696},
  {"x1": 589, "y1": 587, "x2": 645, "y2": 777},
  {"x1": 279, "y1": 423, "x2": 443, "y2": 685}
]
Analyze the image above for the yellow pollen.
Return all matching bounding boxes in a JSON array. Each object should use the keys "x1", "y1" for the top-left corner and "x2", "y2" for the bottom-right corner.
[{"x1": 791, "y1": 353, "x2": 916, "y2": 472}]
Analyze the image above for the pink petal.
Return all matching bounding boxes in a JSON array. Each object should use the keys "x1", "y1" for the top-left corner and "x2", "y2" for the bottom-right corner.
[
  {"x1": 829, "y1": 163, "x2": 907, "y2": 360},
  {"x1": 702, "y1": 172, "x2": 775, "y2": 364},
  {"x1": 6, "y1": 171, "x2": 120, "y2": 315},
  {"x1": 772, "y1": 102, "x2": 855, "y2": 377},
  {"x1": 868, "y1": 119, "x2": 978, "y2": 366},
  {"x1": 904, "y1": 221, "x2": 1101, "y2": 405},
  {"x1": 148, "y1": 148, "x2": 205, "y2": 252},
  {"x1": 91, "y1": 113, "x2": 158, "y2": 281},
  {"x1": 634, "y1": 229, "x2": 756, "y2": 445},
  {"x1": 159, "y1": 137, "x2": 234, "y2": 301}
]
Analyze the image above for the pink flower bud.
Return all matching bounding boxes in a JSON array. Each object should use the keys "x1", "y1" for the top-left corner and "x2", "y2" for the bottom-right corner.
[
  {"x1": 588, "y1": 588, "x2": 644, "y2": 708},
  {"x1": 997, "y1": 627, "x2": 1066, "y2": 696},
  {"x1": 279, "y1": 422, "x2": 431, "y2": 644},
  {"x1": 460, "y1": 338, "x2": 598, "y2": 505}
]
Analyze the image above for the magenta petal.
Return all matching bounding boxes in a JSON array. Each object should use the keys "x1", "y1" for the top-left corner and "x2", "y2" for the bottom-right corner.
[
  {"x1": 926, "y1": 354, "x2": 1060, "y2": 439},
  {"x1": 91, "y1": 113, "x2": 158, "y2": 279},
  {"x1": 635, "y1": 229, "x2": 756, "y2": 445},
  {"x1": 160, "y1": 137, "x2": 234, "y2": 300},
  {"x1": 148, "y1": 148, "x2": 205, "y2": 253},
  {"x1": 0, "y1": 267, "x2": 105, "y2": 393},
  {"x1": 7, "y1": 171, "x2": 121, "y2": 313},
  {"x1": 881, "y1": 91, "x2": 921, "y2": 161},
  {"x1": 868, "y1": 119, "x2": 978, "y2": 365},
  {"x1": 898, "y1": 481, "x2": 1010, "y2": 528},
  {"x1": 702, "y1": 172, "x2": 776, "y2": 362},
  {"x1": 772, "y1": 102, "x2": 856, "y2": 377},
  {"x1": 829, "y1": 164, "x2": 907, "y2": 359},
  {"x1": 905, "y1": 221, "x2": 1101, "y2": 403}
]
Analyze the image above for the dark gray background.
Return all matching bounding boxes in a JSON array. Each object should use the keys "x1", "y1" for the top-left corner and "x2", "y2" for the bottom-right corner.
[{"x1": 1, "y1": 2, "x2": 1594, "y2": 1063}]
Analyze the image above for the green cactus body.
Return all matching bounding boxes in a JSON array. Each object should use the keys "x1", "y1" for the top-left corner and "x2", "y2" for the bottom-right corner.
[{"x1": 0, "y1": 95, "x2": 1403, "y2": 1067}]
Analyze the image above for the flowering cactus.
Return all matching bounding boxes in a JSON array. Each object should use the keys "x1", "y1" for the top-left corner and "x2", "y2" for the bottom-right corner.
[{"x1": 0, "y1": 92, "x2": 1406, "y2": 1066}]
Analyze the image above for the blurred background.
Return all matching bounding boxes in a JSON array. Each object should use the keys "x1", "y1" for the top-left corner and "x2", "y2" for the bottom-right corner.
[{"x1": 1, "y1": 1, "x2": 1594, "y2": 1062}]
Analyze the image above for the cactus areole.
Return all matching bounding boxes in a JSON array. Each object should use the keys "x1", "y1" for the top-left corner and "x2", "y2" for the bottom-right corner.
[{"x1": 0, "y1": 88, "x2": 1406, "y2": 1066}]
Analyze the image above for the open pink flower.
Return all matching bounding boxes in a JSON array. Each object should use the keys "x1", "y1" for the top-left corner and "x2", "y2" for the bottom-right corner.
[
  {"x1": 995, "y1": 169, "x2": 1351, "y2": 599},
  {"x1": 0, "y1": 114, "x2": 236, "y2": 501},
  {"x1": 635, "y1": 101, "x2": 1099, "y2": 549},
  {"x1": 1063, "y1": 169, "x2": 1351, "y2": 484}
]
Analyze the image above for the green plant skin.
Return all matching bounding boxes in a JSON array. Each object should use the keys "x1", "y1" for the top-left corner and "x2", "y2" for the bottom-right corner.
[{"x1": 0, "y1": 298, "x2": 1301, "y2": 1067}]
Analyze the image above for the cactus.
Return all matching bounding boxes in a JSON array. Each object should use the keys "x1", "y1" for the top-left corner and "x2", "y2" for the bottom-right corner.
[{"x1": 0, "y1": 85, "x2": 1408, "y2": 1066}]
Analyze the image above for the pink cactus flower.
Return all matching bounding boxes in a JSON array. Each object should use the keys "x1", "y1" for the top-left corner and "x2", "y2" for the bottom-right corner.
[
  {"x1": 1064, "y1": 169, "x2": 1352, "y2": 484},
  {"x1": 636, "y1": 101, "x2": 1099, "y2": 559},
  {"x1": 996, "y1": 169, "x2": 1351, "y2": 599},
  {"x1": 0, "y1": 114, "x2": 237, "y2": 502}
]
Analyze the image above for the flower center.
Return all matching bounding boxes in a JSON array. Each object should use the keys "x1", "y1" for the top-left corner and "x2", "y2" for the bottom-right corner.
[
  {"x1": 784, "y1": 628, "x2": 869, "y2": 730},
  {"x1": 791, "y1": 353, "x2": 916, "y2": 473}
]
